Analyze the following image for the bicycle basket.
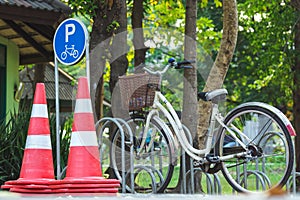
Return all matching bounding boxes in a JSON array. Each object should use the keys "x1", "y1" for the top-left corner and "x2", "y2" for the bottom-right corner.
[{"x1": 119, "y1": 73, "x2": 160, "y2": 110}]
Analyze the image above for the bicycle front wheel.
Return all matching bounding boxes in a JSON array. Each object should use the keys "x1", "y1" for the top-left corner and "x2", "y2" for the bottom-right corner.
[
  {"x1": 216, "y1": 103, "x2": 294, "y2": 193},
  {"x1": 110, "y1": 115, "x2": 176, "y2": 193}
]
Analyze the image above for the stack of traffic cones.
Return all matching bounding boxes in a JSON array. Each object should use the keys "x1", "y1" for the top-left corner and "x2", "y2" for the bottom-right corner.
[
  {"x1": 1, "y1": 78, "x2": 120, "y2": 195},
  {"x1": 50, "y1": 77, "x2": 120, "y2": 194},
  {"x1": 1, "y1": 83, "x2": 56, "y2": 193}
]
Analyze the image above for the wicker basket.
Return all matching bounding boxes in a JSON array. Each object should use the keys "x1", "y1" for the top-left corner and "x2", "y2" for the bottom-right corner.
[{"x1": 119, "y1": 73, "x2": 160, "y2": 110}]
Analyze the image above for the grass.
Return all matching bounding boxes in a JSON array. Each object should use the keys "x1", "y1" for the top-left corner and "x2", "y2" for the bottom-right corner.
[
  {"x1": 98, "y1": 140, "x2": 288, "y2": 194},
  {"x1": 129, "y1": 164, "x2": 233, "y2": 194},
  {"x1": 167, "y1": 166, "x2": 234, "y2": 194},
  {"x1": 130, "y1": 161, "x2": 289, "y2": 194}
]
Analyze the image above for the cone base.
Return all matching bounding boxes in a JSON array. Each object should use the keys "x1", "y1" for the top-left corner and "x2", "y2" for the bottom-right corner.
[
  {"x1": 10, "y1": 187, "x2": 53, "y2": 194},
  {"x1": 1, "y1": 184, "x2": 12, "y2": 189},
  {"x1": 4, "y1": 178, "x2": 57, "y2": 185},
  {"x1": 2, "y1": 184, "x2": 49, "y2": 189},
  {"x1": 10, "y1": 187, "x2": 119, "y2": 194},
  {"x1": 61, "y1": 177, "x2": 120, "y2": 184},
  {"x1": 52, "y1": 187, "x2": 119, "y2": 194},
  {"x1": 50, "y1": 183, "x2": 120, "y2": 189}
]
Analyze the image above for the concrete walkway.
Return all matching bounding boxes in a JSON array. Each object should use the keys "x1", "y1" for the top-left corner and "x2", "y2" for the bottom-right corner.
[{"x1": 0, "y1": 191, "x2": 299, "y2": 200}]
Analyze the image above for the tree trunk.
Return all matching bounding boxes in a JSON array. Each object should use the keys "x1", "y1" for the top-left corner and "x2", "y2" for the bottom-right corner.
[
  {"x1": 293, "y1": 18, "x2": 300, "y2": 191},
  {"x1": 109, "y1": 0, "x2": 128, "y2": 94},
  {"x1": 33, "y1": 63, "x2": 46, "y2": 90},
  {"x1": 33, "y1": 63, "x2": 45, "y2": 82},
  {"x1": 197, "y1": 0, "x2": 238, "y2": 148},
  {"x1": 90, "y1": 0, "x2": 128, "y2": 120},
  {"x1": 90, "y1": 1, "x2": 112, "y2": 120},
  {"x1": 132, "y1": 0, "x2": 148, "y2": 67},
  {"x1": 175, "y1": 0, "x2": 202, "y2": 193},
  {"x1": 291, "y1": 0, "x2": 300, "y2": 190},
  {"x1": 109, "y1": 0, "x2": 128, "y2": 119}
]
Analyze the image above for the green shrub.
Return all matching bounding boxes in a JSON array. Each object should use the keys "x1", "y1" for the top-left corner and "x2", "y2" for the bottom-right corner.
[
  {"x1": 0, "y1": 108, "x2": 72, "y2": 185},
  {"x1": 0, "y1": 109, "x2": 30, "y2": 185},
  {"x1": 50, "y1": 114, "x2": 72, "y2": 178}
]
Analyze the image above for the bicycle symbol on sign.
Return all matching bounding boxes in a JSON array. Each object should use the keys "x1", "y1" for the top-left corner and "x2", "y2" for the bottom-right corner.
[{"x1": 61, "y1": 45, "x2": 79, "y2": 60}]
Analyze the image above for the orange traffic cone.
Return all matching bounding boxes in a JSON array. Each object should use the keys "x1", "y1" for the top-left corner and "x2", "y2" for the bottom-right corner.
[
  {"x1": 55, "y1": 77, "x2": 119, "y2": 194},
  {"x1": 2, "y1": 83, "x2": 56, "y2": 191},
  {"x1": 65, "y1": 76, "x2": 102, "y2": 179},
  {"x1": 20, "y1": 83, "x2": 54, "y2": 180}
]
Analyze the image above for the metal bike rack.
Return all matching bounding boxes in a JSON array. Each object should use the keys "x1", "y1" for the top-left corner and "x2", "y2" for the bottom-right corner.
[
  {"x1": 96, "y1": 117, "x2": 162, "y2": 193},
  {"x1": 287, "y1": 171, "x2": 300, "y2": 195},
  {"x1": 127, "y1": 165, "x2": 164, "y2": 193},
  {"x1": 286, "y1": 137, "x2": 297, "y2": 195},
  {"x1": 95, "y1": 117, "x2": 135, "y2": 193},
  {"x1": 237, "y1": 170, "x2": 268, "y2": 190},
  {"x1": 180, "y1": 124, "x2": 193, "y2": 194},
  {"x1": 96, "y1": 117, "x2": 297, "y2": 194},
  {"x1": 179, "y1": 125, "x2": 222, "y2": 194},
  {"x1": 185, "y1": 168, "x2": 222, "y2": 194}
]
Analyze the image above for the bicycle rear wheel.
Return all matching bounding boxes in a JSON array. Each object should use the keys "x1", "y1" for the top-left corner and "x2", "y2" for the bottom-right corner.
[
  {"x1": 110, "y1": 115, "x2": 176, "y2": 193},
  {"x1": 216, "y1": 103, "x2": 294, "y2": 193}
]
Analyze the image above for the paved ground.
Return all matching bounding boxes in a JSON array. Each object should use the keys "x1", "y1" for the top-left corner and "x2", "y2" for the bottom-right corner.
[{"x1": 0, "y1": 191, "x2": 299, "y2": 200}]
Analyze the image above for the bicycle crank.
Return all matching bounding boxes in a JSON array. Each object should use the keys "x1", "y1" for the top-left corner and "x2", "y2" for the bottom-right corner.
[{"x1": 193, "y1": 155, "x2": 222, "y2": 174}]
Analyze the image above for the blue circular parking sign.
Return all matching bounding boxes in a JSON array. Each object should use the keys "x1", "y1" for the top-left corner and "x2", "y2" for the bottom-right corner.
[{"x1": 53, "y1": 18, "x2": 88, "y2": 66}]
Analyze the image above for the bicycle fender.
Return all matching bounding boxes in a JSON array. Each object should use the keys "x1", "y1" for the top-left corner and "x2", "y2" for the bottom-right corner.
[{"x1": 226, "y1": 102, "x2": 296, "y2": 136}]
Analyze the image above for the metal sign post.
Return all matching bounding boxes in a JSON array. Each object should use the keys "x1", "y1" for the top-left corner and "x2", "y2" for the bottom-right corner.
[
  {"x1": 54, "y1": 57, "x2": 61, "y2": 179},
  {"x1": 53, "y1": 18, "x2": 89, "y2": 179},
  {"x1": 86, "y1": 38, "x2": 90, "y2": 91}
]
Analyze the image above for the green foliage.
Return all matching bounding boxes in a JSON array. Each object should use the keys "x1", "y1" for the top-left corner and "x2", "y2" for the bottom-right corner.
[
  {"x1": 62, "y1": 0, "x2": 296, "y2": 116},
  {"x1": 225, "y1": 0, "x2": 296, "y2": 113},
  {"x1": 106, "y1": 20, "x2": 120, "y2": 32},
  {"x1": 61, "y1": 1, "x2": 222, "y2": 111},
  {"x1": 145, "y1": 0, "x2": 185, "y2": 29},
  {"x1": 63, "y1": 0, "x2": 98, "y2": 19},
  {"x1": 130, "y1": 1, "x2": 222, "y2": 110},
  {"x1": 0, "y1": 109, "x2": 30, "y2": 185},
  {"x1": 50, "y1": 114, "x2": 72, "y2": 178},
  {"x1": 0, "y1": 107, "x2": 73, "y2": 184}
]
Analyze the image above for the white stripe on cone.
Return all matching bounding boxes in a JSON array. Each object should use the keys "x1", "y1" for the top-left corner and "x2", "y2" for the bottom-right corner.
[
  {"x1": 74, "y1": 99, "x2": 93, "y2": 113},
  {"x1": 31, "y1": 104, "x2": 48, "y2": 118},
  {"x1": 70, "y1": 131, "x2": 98, "y2": 147},
  {"x1": 25, "y1": 135, "x2": 52, "y2": 149}
]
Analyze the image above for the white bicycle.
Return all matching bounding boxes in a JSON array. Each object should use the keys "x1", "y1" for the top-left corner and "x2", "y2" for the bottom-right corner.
[{"x1": 110, "y1": 58, "x2": 296, "y2": 193}]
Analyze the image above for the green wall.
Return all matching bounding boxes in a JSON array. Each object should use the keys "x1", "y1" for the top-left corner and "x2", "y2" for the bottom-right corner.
[{"x1": 0, "y1": 35, "x2": 20, "y2": 121}]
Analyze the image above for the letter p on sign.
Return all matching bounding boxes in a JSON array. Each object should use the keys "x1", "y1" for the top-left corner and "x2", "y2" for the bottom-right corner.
[{"x1": 65, "y1": 24, "x2": 75, "y2": 43}]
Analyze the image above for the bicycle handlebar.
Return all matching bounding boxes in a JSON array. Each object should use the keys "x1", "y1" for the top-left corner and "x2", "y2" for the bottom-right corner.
[
  {"x1": 168, "y1": 58, "x2": 195, "y2": 69},
  {"x1": 143, "y1": 58, "x2": 196, "y2": 76}
]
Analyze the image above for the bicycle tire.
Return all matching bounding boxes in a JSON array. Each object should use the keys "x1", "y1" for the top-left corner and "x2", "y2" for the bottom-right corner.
[
  {"x1": 216, "y1": 103, "x2": 294, "y2": 193},
  {"x1": 110, "y1": 115, "x2": 176, "y2": 193}
]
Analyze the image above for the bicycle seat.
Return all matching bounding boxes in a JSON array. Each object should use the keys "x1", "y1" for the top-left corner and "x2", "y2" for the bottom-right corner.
[{"x1": 198, "y1": 89, "x2": 228, "y2": 103}]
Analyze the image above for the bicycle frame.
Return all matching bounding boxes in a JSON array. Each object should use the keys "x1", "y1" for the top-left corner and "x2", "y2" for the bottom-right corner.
[
  {"x1": 137, "y1": 59, "x2": 296, "y2": 165},
  {"x1": 138, "y1": 90, "x2": 251, "y2": 162},
  {"x1": 120, "y1": 59, "x2": 296, "y2": 193}
]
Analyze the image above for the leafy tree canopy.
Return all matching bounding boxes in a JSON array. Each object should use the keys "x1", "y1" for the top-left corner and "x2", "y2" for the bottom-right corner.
[
  {"x1": 226, "y1": 0, "x2": 296, "y2": 115},
  {"x1": 61, "y1": 0, "x2": 297, "y2": 115}
]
